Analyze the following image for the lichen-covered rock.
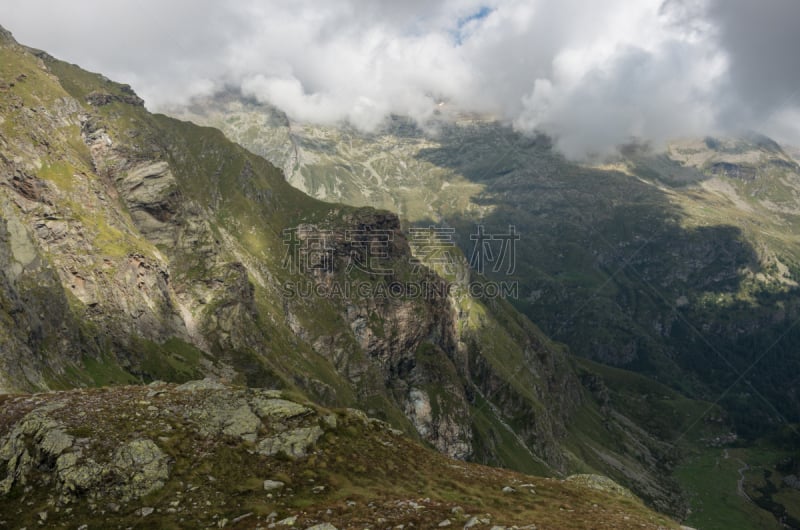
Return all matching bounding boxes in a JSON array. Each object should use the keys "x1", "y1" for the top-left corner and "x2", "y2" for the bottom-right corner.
[
  {"x1": 56, "y1": 452, "x2": 103, "y2": 494},
  {"x1": 112, "y1": 439, "x2": 171, "y2": 501},
  {"x1": 0, "y1": 409, "x2": 73, "y2": 494},
  {"x1": 176, "y1": 378, "x2": 227, "y2": 392},
  {"x1": 250, "y1": 397, "x2": 312, "y2": 421},
  {"x1": 566, "y1": 474, "x2": 635, "y2": 499},
  {"x1": 256, "y1": 426, "x2": 324, "y2": 458},
  {"x1": 186, "y1": 392, "x2": 262, "y2": 442}
]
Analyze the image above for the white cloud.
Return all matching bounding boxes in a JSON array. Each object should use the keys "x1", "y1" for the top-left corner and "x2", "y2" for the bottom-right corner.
[{"x1": 2, "y1": 0, "x2": 798, "y2": 155}]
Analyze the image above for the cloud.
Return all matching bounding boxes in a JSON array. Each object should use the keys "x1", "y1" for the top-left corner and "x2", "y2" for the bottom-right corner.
[
  {"x1": 705, "y1": 0, "x2": 800, "y2": 132},
  {"x1": 513, "y1": 6, "x2": 725, "y2": 156},
  {"x1": 2, "y1": 0, "x2": 798, "y2": 156}
]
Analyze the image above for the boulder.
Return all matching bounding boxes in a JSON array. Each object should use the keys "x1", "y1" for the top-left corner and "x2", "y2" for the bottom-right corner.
[{"x1": 256, "y1": 426, "x2": 324, "y2": 458}]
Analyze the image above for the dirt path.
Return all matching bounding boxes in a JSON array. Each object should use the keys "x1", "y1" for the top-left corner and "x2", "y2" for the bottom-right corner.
[{"x1": 736, "y1": 458, "x2": 752, "y2": 503}]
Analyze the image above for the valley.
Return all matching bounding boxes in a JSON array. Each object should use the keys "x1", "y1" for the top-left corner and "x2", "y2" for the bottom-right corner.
[{"x1": 171, "y1": 93, "x2": 800, "y2": 529}]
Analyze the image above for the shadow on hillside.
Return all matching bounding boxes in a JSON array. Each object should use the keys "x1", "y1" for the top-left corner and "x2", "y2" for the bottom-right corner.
[{"x1": 412, "y1": 123, "x2": 800, "y2": 430}]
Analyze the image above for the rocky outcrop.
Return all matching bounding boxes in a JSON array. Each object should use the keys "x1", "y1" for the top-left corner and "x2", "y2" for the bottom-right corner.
[
  {"x1": 256, "y1": 426, "x2": 324, "y2": 458},
  {"x1": 282, "y1": 215, "x2": 474, "y2": 459},
  {"x1": 86, "y1": 89, "x2": 144, "y2": 107},
  {"x1": 0, "y1": 383, "x2": 334, "y2": 509},
  {"x1": 0, "y1": 404, "x2": 168, "y2": 504},
  {"x1": 566, "y1": 474, "x2": 636, "y2": 499},
  {"x1": 112, "y1": 439, "x2": 171, "y2": 501},
  {"x1": 0, "y1": 383, "x2": 678, "y2": 530}
]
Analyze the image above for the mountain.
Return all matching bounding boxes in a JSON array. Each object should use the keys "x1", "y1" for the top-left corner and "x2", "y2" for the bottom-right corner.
[
  {"x1": 173, "y1": 93, "x2": 800, "y2": 432},
  {"x1": 0, "y1": 24, "x2": 713, "y2": 527},
  {"x1": 170, "y1": 91, "x2": 800, "y2": 528}
]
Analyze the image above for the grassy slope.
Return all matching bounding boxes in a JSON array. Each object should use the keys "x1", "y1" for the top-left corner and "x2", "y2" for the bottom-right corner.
[{"x1": 675, "y1": 447, "x2": 782, "y2": 530}]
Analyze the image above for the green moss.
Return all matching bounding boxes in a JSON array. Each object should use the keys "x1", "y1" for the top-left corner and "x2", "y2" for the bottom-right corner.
[
  {"x1": 37, "y1": 161, "x2": 76, "y2": 191},
  {"x1": 136, "y1": 337, "x2": 210, "y2": 383},
  {"x1": 82, "y1": 354, "x2": 140, "y2": 386}
]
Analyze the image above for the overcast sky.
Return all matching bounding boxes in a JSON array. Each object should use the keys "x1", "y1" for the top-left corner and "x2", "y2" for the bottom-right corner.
[{"x1": 3, "y1": 0, "x2": 799, "y2": 156}]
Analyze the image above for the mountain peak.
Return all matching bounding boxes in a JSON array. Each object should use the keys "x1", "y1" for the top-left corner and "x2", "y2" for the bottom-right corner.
[{"x1": 0, "y1": 24, "x2": 16, "y2": 44}]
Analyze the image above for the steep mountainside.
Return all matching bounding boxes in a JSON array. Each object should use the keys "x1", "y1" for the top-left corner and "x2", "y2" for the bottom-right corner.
[
  {"x1": 0, "y1": 25, "x2": 704, "y2": 520},
  {"x1": 173, "y1": 93, "x2": 800, "y2": 436}
]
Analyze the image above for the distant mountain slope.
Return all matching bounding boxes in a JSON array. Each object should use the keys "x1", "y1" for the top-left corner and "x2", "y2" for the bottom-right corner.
[{"x1": 173, "y1": 93, "x2": 800, "y2": 436}]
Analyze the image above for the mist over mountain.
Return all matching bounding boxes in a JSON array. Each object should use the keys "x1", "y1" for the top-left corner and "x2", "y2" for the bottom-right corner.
[{"x1": 3, "y1": 0, "x2": 799, "y2": 156}]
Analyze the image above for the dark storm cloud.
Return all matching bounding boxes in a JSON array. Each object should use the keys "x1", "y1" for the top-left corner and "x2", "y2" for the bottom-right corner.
[{"x1": 708, "y1": 0, "x2": 800, "y2": 117}]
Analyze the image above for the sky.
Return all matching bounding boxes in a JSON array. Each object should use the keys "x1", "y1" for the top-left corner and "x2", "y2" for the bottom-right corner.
[{"x1": 3, "y1": 0, "x2": 799, "y2": 157}]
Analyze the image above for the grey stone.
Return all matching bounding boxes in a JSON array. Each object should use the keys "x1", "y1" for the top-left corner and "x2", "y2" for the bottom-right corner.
[
  {"x1": 187, "y1": 393, "x2": 262, "y2": 442},
  {"x1": 221, "y1": 404, "x2": 262, "y2": 442},
  {"x1": 263, "y1": 479, "x2": 285, "y2": 492},
  {"x1": 0, "y1": 411, "x2": 74, "y2": 495},
  {"x1": 250, "y1": 397, "x2": 312, "y2": 420},
  {"x1": 322, "y1": 414, "x2": 337, "y2": 430},
  {"x1": 176, "y1": 378, "x2": 226, "y2": 392},
  {"x1": 112, "y1": 439, "x2": 171, "y2": 501},
  {"x1": 565, "y1": 474, "x2": 635, "y2": 499},
  {"x1": 56, "y1": 452, "x2": 103, "y2": 493},
  {"x1": 256, "y1": 426, "x2": 323, "y2": 458}
]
